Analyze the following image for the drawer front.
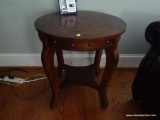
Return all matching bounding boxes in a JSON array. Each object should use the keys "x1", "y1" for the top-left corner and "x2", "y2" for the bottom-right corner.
[{"x1": 39, "y1": 32, "x2": 116, "y2": 51}]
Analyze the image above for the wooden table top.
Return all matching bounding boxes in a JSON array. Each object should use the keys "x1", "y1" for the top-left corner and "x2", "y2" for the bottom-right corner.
[{"x1": 35, "y1": 11, "x2": 126, "y2": 40}]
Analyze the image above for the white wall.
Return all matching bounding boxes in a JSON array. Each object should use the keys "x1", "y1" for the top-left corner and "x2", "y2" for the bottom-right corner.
[
  {"x1": 0, "y1": 0, "x2": 58, "y2": 53},
  {"x1": 0, "y1": 0, "x2": 160, "y2": 66}
]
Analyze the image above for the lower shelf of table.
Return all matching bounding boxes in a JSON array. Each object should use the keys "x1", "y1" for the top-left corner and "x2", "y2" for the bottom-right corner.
[{"x1": 60, "y1": 64, "x2": 100, "y2": 89}]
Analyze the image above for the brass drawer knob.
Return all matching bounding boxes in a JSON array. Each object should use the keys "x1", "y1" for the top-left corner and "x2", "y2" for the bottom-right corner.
[
  {"x1": 71, "y1": 44, "x2": 75, "y2": 47},
  {"x1": 106, "y1": 41, "x2": 109, "y2": 44},
  {"x1": 88, "y1": 42, "x2": 93, "y2": 46}
]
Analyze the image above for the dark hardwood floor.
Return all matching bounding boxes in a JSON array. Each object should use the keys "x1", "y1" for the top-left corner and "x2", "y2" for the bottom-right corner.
[{"x1": 0, "y1": 67, "x2": 157, "y2": 120}]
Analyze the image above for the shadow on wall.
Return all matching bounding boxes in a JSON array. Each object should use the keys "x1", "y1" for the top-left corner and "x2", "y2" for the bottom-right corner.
[
  {"x1": 24, "y1": 0, "x2": 59, "y2": 53},
  {"x1": 119, "y1": 11, "x2": 160, "y2": 54}
]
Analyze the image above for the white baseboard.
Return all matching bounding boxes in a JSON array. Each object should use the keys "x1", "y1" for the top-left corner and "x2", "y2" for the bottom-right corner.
[{"x1": 0, "y1": 53, "x2": 144, "y2": 68}]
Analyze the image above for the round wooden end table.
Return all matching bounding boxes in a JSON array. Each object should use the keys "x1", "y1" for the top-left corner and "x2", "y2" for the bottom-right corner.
[{"x1": 35, "y1": 11, "x2": 126, "y2": 109}]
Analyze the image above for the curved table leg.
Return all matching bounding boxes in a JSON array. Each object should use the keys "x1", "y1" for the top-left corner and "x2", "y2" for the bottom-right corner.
[
  {"x1": 56, "y1": 49, "x2": 64, "y2": 76},
  {"x1": 98, "y1": 37, "x2": 120, "y2": 108},
  {"x1": 41, "y1": 38, "x2": 56, "y2": 109},
  {"x1": 94, "y1": 49, "x2": 103, "y2": 76}
]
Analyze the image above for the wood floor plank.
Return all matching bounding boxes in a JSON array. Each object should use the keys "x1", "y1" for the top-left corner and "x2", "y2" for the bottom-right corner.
[{"x1": 0, "y1": 67, "x2": 157, "y2": 120}]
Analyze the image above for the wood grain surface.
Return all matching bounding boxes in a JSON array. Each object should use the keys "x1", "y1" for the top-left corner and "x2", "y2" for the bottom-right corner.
[
  {"x1": 0, "y1": 68, "x2": 156, "y2": 120},
  {"x1": 35, "y1": 11, "x2": 126, "y2": 39}
]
